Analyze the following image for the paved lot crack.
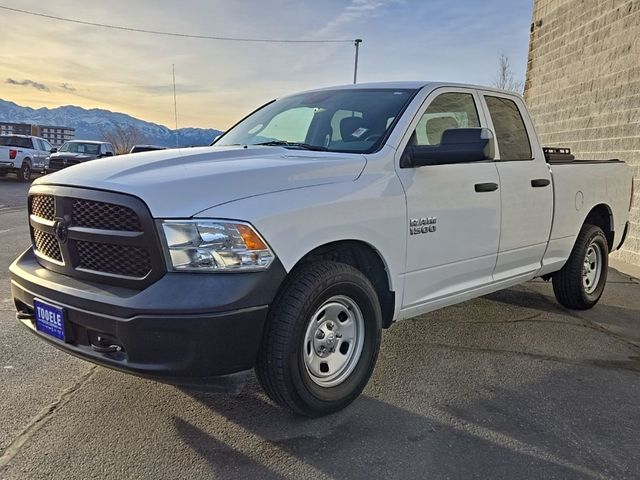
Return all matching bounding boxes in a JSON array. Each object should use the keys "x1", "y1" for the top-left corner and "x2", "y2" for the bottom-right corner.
[
  {"x1": 430, "y1": 342, "x2": 640, "y2": 373},
  {"x1": 0, "y1": 366, "x2": 96, "y2": 470},
  {"x1": 464, "y1": 313, "x2": 545, "y2": 325},
  {"x1": 520, "y1": 285, "x2": 640, "y2": 352}
]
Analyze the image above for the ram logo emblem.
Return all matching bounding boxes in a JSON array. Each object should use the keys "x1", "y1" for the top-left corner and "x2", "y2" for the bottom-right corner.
[{"x1": 409, "y1": 217, "x2": 437, "y2": 235}]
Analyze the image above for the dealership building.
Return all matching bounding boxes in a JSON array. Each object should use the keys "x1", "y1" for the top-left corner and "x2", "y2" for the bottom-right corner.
[
  {"x1": 0, "y1": 122, "x2": 75, "y2": 147},
  {"x1": 525, "y1": 0, "x2": 640, "y2": 269}
]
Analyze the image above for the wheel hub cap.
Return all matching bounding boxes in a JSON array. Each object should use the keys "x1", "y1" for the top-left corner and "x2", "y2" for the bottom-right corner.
[
  {"x1": 582, "y1": 241, "x2": 602, "y2": 294},
  {"x1": 303, "y1": 295, "x2": 365, "y2": 387}
]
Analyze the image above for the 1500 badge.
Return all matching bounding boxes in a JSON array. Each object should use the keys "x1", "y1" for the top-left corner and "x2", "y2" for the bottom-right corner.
[{"x1": 409, "y1": 217, "x2": 437, "y2": 235}]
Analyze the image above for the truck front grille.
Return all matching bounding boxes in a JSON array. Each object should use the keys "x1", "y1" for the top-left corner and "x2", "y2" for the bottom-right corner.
[
  {"x1": 72, "y1": 199, "x2": 142, "y2": 231},
  {"x1": 33, "y1": 230, "x2": 62, "y2": 262},
  {"x1": 28, "y1": 187, "x2": 165, "y2": 289},
  {"x1": 48, "y1": 158, "x2": 81, "y2": 170},
  {"x1": 77, "y1": 241, "x2": 151, "y2": 278},
  {"x1": 30, "y1": 195, "x2": 55, "y2": 221}
]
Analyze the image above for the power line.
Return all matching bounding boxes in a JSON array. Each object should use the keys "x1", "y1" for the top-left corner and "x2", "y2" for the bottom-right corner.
[{"x1": 0, "y1": 5, "x2": 355, "y2": 44}]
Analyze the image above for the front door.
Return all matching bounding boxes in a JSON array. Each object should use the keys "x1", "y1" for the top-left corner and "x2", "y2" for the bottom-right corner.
[{"x1": 395, "y1": 88, "x2": 501, "y2": 312}]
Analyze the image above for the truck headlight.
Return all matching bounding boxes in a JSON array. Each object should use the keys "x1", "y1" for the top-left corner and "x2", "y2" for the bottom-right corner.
[{"x1": 160, "y1": 220, "x2": 275, "y2": 272}]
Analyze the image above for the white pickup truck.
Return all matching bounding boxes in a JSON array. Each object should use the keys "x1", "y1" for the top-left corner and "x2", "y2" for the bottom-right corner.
[
  {"x1": 0, "y1": 134, "x2": 55, "y2": 181},
  {"x1": 10, "y1": 82, "x2": 634, "y2": 416}
]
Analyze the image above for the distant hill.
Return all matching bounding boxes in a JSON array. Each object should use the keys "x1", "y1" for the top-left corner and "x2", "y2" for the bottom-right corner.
[{"x1": 0, "y1": 99, "x2": 222, "y2": 147}]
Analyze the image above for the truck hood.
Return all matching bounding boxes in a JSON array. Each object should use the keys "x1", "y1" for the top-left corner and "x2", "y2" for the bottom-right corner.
[
  {"x1": 50, "y1": 152, "x2": 99, "y2": 161},
  {"x1": 35, "y1": 146, "x2": 366, "y2": 217}
]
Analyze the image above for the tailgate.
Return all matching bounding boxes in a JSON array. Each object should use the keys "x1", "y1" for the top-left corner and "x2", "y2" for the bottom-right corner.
[{"x1": 0, "y1": 146, "x2": 10, "y2": 162}]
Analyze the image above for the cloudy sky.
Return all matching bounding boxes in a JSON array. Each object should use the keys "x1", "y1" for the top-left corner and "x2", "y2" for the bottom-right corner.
[{"x1": 0, "y1": 0, "x2": 533, "y2": 130}]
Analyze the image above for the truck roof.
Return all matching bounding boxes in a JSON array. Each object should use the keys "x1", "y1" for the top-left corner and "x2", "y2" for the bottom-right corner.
[
  {"x1": 296, "y1": 81, "x2": 523, "y2": 98},
  {"x1": 0, "y1": 134, "x2": 41, "y2": 138}
]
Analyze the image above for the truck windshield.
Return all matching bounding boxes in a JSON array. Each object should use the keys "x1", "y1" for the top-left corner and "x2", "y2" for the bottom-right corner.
[
  {"x1": 214, "y1": 88, "x2": 417, "y2": 154},
  {"x1": 59, "y1": 142, "x2": 101, "y2": 155}
]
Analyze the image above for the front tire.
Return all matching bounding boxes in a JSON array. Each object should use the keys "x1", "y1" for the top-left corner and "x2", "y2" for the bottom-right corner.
[
  {"x1": 552, "y1": 224, "x2": 609, "y2": 310},
  {"x1": 256, "y1": 261, "x2": 382, "y2": 417}
]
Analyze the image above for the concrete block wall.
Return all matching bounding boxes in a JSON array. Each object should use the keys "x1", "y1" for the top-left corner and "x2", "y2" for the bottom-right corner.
[{"x1": 525, "y1": 0, "x2": 640, "y2": 267}]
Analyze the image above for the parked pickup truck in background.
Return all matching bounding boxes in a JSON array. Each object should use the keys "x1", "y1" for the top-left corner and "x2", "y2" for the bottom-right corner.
[
  {"x1": 10, "y1": 82, "x2": 634, "y2": 417},
  {"x1": 0, "y1": 134, "x2": 55, "y2": 181},
  {"x1": 46, "y1": 140, "x2": 115, "y2": 173}
]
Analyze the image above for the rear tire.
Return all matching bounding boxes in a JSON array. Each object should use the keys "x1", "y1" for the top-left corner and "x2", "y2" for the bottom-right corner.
[
  {"x1": 256, "y1": 261, "x2": 382, "y2": 417},
  {"x1": 17, "y1": 162, "x2": 31, "y2": 182},
  {"x1": 552, "y1": 224, "x2": 608, "y2": 310}
]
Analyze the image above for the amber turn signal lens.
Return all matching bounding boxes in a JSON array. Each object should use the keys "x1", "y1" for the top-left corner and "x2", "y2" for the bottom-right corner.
[{"x1": 236, "y1": 224, "x2": 268, "y2": 250}]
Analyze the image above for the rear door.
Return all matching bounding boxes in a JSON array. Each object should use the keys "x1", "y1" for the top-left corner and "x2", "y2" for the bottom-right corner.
[
  {"x1": 33, "y1": 139, "x2": 47, "y2": 169},
  {"x1": 395, "y1": 88, "x2": 501, "y2": 311},
  {"x1": 478, "y1": 92, "x2": 553, "y2": 280}
]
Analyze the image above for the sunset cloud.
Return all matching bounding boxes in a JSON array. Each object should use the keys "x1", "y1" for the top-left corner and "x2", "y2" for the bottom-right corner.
[{"x1": 6, "y1": 78, "x2": 50, "y2": 92}]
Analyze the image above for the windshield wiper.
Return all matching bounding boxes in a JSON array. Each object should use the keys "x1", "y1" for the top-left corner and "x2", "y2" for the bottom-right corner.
[{"x1": 254, "y1": 141, "x2": 328, "y2": 151}]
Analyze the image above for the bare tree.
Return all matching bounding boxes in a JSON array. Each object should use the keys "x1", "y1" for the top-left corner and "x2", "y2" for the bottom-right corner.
[
  {"x1": 493, "y1": 53, "x2": 524, "y2": 93},
  {"x1": 101, "y1": 124, "x2": 145, "y2": 154}
]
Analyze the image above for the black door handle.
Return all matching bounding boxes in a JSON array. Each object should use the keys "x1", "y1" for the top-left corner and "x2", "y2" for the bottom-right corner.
[
  {"x1": 531, "y1": 178, "x2": 550, "y2": 187},
  {"x1": 474, "y1": 182, "x2": 499, "y2": 192}
]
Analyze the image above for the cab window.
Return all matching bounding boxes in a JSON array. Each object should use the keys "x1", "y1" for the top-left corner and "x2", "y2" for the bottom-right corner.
[{"x1": 412, "y1": 92, "x2": 481, "y2": 146}]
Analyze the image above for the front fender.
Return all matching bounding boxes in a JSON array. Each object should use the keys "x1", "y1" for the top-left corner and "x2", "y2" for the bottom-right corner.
[{"x1": 194, "y1": 173, "x2": 407, "y2": 294}]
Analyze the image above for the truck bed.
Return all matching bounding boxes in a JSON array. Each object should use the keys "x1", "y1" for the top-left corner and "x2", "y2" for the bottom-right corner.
[{"x1": 543, "y1": 146, "x2": 624, "y2": 164}]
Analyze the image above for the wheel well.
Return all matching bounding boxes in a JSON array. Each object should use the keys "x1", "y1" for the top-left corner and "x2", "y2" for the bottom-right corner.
[
  {"x1": 293, "y1": 241, "x2": 395, "y2": 329},
  {"x1": 584, "y1": 204, "x2": 613, "y2": 250},
  {"x1": 22, "y1": 158, "x2": 31, "y2": 166}
]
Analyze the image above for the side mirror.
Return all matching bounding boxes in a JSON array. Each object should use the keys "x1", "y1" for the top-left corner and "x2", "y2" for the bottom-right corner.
[
  {"x1": 102, "y1": 151, "x2": 114, "y2": 157},
  {"x1": 403, "y1": 128, "x2": 495, "y2": 167},
  {"x1": 50, "y1": 148, "x2": 57, "y2": 153}
]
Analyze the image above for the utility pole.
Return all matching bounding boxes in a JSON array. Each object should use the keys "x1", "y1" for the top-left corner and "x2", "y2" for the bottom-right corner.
[
  {"x1": 353, "y1": 39, "x2": 362, "y2": 84},
  {"x1": 172, "y1": 64, "x2": 179, "y2": 147}
]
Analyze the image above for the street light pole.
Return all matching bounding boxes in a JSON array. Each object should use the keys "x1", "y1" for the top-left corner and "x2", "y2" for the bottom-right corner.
[
  {"x1": 353, "y1": 38, "x2": 362, "y2": 84},
  {"x1": 172, "y1": 64, "x2": 179, "y2": 148}
]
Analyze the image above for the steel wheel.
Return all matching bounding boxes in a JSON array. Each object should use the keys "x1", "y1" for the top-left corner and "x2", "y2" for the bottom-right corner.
[
  {"x1": 302, "y1": 295, "x2": 365, "y2": 388},
  {"x1": 18, "y1": 163, "x2": 31, "y2": 182},
  {"x1": 256, "y1": 261, "x2": 382, "y2": 416},
  {"x1": 582, "y1": 241, "x2": 602, "y2": 294}
]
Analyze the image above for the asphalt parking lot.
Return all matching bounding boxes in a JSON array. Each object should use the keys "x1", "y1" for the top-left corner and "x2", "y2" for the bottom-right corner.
[{"x1": 1, "y1": 178, "x2": 639, "y2": 479}]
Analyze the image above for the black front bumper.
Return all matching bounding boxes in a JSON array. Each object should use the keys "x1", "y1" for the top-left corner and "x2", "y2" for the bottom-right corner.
[{"x1": 10, "y1": 248, "x2": 286, "y2": 386}]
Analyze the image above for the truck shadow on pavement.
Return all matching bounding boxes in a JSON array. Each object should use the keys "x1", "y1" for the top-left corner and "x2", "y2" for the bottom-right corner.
[
  {"x1": 177, "y1": 365, "x2": 639, "y2": 480},
  {"x1": 484, "y1": 275, "x2": 640, "y2": 348},
  {"x1": 171, "y1": 275, "x2": 640, "y2": 479}
]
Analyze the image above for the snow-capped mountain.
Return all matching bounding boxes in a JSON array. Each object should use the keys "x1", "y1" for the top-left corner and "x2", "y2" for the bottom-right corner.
[{"x1": 0, "y1": 99, "x2": 222, "y2": 147}]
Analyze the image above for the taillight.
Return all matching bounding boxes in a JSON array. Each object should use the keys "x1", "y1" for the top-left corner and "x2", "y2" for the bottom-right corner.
[
  {"x1": 9, "y1": 149, "x2": 17, "y2": 160},
  {"x1": 630, "y1": 179, "x2": 635, "y2": 212}
]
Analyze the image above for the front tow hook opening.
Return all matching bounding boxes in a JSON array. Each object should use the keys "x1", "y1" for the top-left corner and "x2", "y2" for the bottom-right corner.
[
  {"x1": 17, "y1": 310, "x2": 35, "y2": 321},
  {"x1": 90, "y1": 334, "x2": 124, "y2": 354}
]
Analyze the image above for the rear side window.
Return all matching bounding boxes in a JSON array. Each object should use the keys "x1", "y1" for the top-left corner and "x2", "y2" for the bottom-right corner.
[{"x1": 484, "y1": 96, "x2": 532, "y2": 160}]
